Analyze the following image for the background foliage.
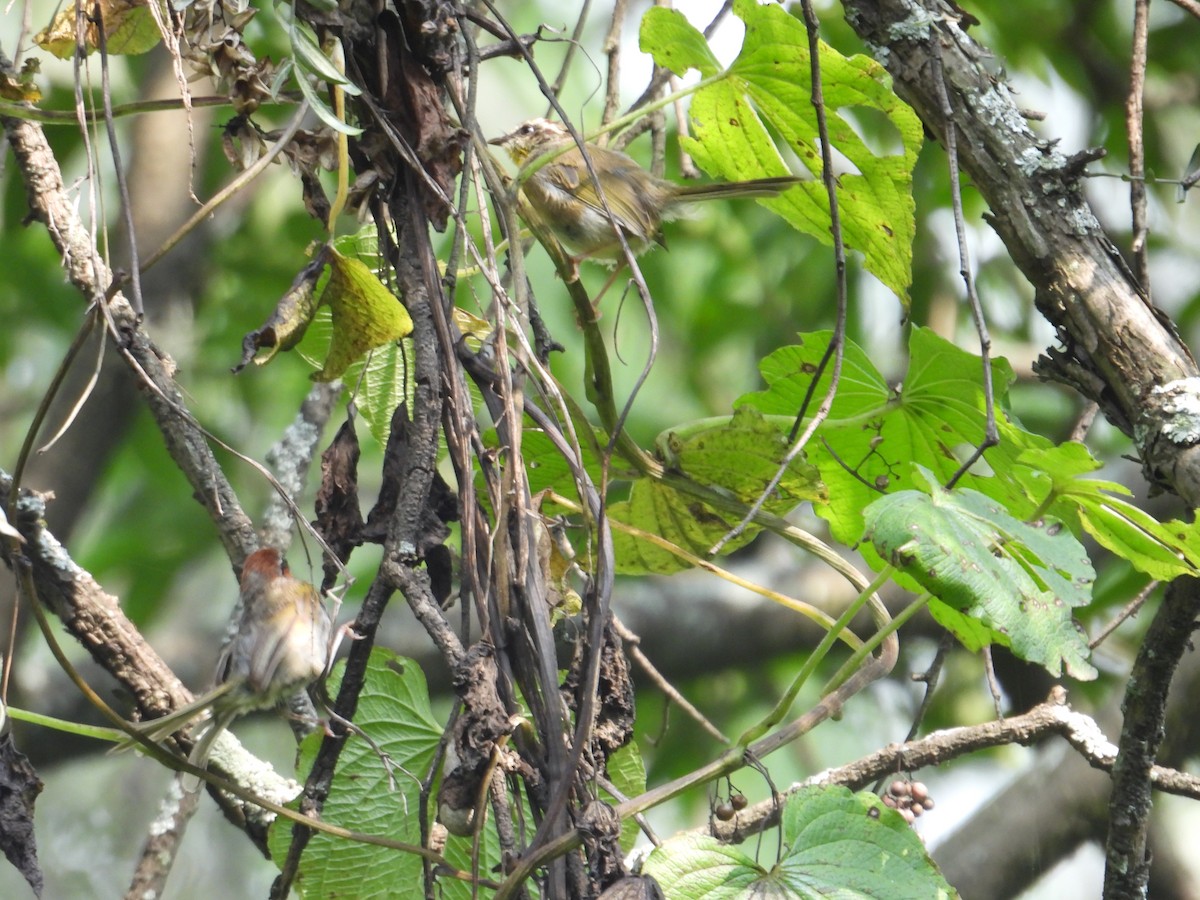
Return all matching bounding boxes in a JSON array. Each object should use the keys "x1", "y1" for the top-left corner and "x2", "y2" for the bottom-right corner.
[{"x1": 4, "y1": 0, "x2": 1200, "y2": 897}]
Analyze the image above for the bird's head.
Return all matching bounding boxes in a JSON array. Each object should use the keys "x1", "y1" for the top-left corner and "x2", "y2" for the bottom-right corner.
[{"x1": 489, "y1": 118, "x2": 571, "y2": 166}]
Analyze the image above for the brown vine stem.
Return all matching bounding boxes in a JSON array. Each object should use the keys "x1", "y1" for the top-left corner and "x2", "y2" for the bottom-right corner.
[
  {"x1": 494, "y1": 621, "x2": 897, "y2": 899},
  {"x1": 0, "y1": 94, "x2": 235, "y2": 124}
]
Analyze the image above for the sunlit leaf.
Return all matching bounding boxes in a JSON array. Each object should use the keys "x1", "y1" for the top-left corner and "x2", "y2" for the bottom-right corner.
[
  {"x1": 643, "y1": 786, "x2": 954, "y2": 898},
  {"x1": 641, "y1": 0, "x2": 921, "y2": 303},
  {"x1": 35, "y1": 0, "x2": 162, "y2": 58},
  {"x1": 610, "y1": 406, "x2": 825, "y2": 574}
]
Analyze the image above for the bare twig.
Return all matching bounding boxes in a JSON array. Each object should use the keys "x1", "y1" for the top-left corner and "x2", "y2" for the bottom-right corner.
[
  {"x1": 600, "y1": 0, "x2": 629, "y2": 130},
  {"x1": 1069, "y1": 400, "x2": 1099, "y2": 443},
  {"x1": 1090, "y1": 580, "x2": 1157, "y2": 650},
  {"x1": 1166, "y1": 0, "x2": 1200, "y2": 17},
  {"x1": 1126, "y1": 0, "x2": 1151, "y2": 290},
  {"x1": 712, "y1": 686, "x2": 1200, "y2": 843},
  {"x1": 612, "y1": 615, "x2": 728, "y2": 744},
  {"x1": 713, "y1": 0, "x2": 848, "y2": 553},
  {"x1": 931, "y1": 50, "x2": 999, "y2": 489},
  {"x1": 124, "y1": 778, "x2": 201, "y2": 900},
  {"x1": 94, "y1": 0, "x2": 143, "y2": 317}
]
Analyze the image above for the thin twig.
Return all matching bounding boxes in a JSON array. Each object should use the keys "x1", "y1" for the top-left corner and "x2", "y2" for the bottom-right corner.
[
  {"x1": 713, "y1": 0, "x2": 847, "y2": 554},
  {"x1": 981, "y1": 646, "x2": 1005, "y2": 719},
  {"x1": 1166, "y1": 0, "x2": 1200, "y2": 16},
  {"x1": 94, "y1": 0, "x2": 142, "y2": 317},
  {"x1": 1090, "y1": 580, "x2": 1157, "y2": 650},
  {"x1": 600, "y1": 0, "x2": 629, "y2": 130},
  {"x1": 1069, "y1": 400, "x2": 1099, "y2": 443},
  {"x1": 612, "y1": 615, "x2": 728, "y2": 743},
  {"x1": 930, "y1": 50, "x2": 999, "y2": 489},
  {"x1": 0, "y1": 94, "x2": 235, "y2": 124},
  {"x1": 135, "y1": 100, "x2": 310, "y2": 276},
  {"x1": 1126, "y1": 0, "x2": 1151, "y2": 290},
  {"x1": 546, "y1": 0, "x2": 592, "y2": 110}
]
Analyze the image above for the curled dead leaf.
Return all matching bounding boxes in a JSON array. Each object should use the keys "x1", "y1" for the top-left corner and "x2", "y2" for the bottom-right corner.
[{"x1": 234, "y1": 248, "x2": 329, "y2": 373}]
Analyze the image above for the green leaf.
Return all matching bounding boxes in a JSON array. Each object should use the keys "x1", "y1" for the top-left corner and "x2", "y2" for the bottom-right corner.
[
  {"x1": 778, "y1": 786, "x2": 956, "y2": 898},
  {"x1": 290, "y1": 20, "x2": 362, "y2": 95},
  {"x1": 642, "y1": 786, "x2": 955, "y2": 898},
  {"x1": 642, "y1": 0, "x2": 922, "y2": 303},
  {"x1": 268, "y1": 649, "x2": 443, "y2": 896},
  {"x1": 352, "y1": 341, "x2": 413, "y2": 445},
  {"x1": 865, "y1": 467, "x2": 1097, "y2": 679},
  {"x1": 1012, "y1": 443, "x2": 1200, "y2": 581},
  {"x1": 610, "y1": 406, "x2": 825, "y2": 574},
  {"x1": 737, "y1": 328, "x2": 1047, "y2": 548},
  {"x1": 604, "y1": 742, "x2": 646, "y2": 853},
  {"x1": 295, "y1": 67, "x2": 364, "y2": 136},
  {"x1": 641, "y1": 834, "x2": 771, "y2": 897},
  {"x1": 925, "y1": 600, "x2": 1000, "y2": 653},
  {"x1": 293, "y1": 309, "x2": 414, "y2": 445},
  {"x1": 639, "y1": 8, "x2": 721, "y2": 78}
]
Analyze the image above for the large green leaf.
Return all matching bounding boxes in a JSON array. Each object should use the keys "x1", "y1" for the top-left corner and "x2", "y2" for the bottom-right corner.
[
  {"x1": 267, "y1": 649, "x2": 444, "y2": 898},
  {"x1": 737, "y1": 328, "x2": 1047, "y2": 548},
  {"x1": 641, "y1": 0, "x2": 921, "y2": 302},
  {"x1": 864, "y1": 468, "x2": 1096, "y2": 679},
  {"x1": 36, "y1": 0, "x2": 162, "y2": 58},
  {"x1": 1013, "y1": 442, "x2": 1200, "y2": 582}
]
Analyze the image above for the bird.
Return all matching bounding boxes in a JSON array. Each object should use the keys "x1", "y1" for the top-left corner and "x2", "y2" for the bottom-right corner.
[
  {"x1": 489, "y1": 117, "x2": 801, "y2": 269},
  {"x1": 119, "y1": 547, "x2": 332, "y2": 788}
]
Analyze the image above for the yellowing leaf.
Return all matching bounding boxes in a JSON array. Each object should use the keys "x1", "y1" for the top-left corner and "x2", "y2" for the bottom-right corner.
[
  {"x1": 1, "y1": 60, "x2": 42, "y2": 103},
  {"x1": 35, "y1": 0, "x2": 163, "y2": 59},
  {"x1": 312, "y1": 248, "x2": 412, "y2": 382}
]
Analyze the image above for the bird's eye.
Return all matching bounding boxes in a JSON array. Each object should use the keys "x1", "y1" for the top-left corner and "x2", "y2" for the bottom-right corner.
[{"x1": 519, "y1": 124, "x2": 534, "y2": 136}]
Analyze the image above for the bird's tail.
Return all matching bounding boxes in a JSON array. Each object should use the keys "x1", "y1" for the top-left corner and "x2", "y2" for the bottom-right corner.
[{"x1": 673, "y1": 175, "x2": 802, "y2": 203}]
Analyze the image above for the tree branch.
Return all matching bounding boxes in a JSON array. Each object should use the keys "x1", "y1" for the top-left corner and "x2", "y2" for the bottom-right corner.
[
  {"x1": 0, "y1": 472, "x2": 296, "y2": 845},
  {"x1": 840, "y1": 0, "x2": 1200, "y2": 505},
  {"x1": 0, "y1": 110, "x2": 258, "y2": 565}
]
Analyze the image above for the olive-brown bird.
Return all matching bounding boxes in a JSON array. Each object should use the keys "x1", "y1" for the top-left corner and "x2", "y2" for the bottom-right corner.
[
  {"x1": 120, "y1": 548, "x2": 331, "y2": 787},
  {"x1": 489, "y1": 118, "x2": 801, "y2": 266}
]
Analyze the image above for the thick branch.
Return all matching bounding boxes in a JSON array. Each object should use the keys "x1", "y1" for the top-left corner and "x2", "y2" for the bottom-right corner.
[
  {"x1": 1103, "y1": 577, "x2": 1200, "y2": 897},
  {"x1": 840, "y1": 0, "x2": 1200, "y2": 506},
  {"x1": 711, "y1": 687, "x2": 1200, "y2": 845},
  {"x1": 1, "y1": 111, "x2": 258, "y2": 564}
]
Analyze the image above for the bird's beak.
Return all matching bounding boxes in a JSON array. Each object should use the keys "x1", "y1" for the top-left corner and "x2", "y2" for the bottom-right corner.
[{"x1": 488, "y1": 133, "x2": 508, "y2": 147}]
